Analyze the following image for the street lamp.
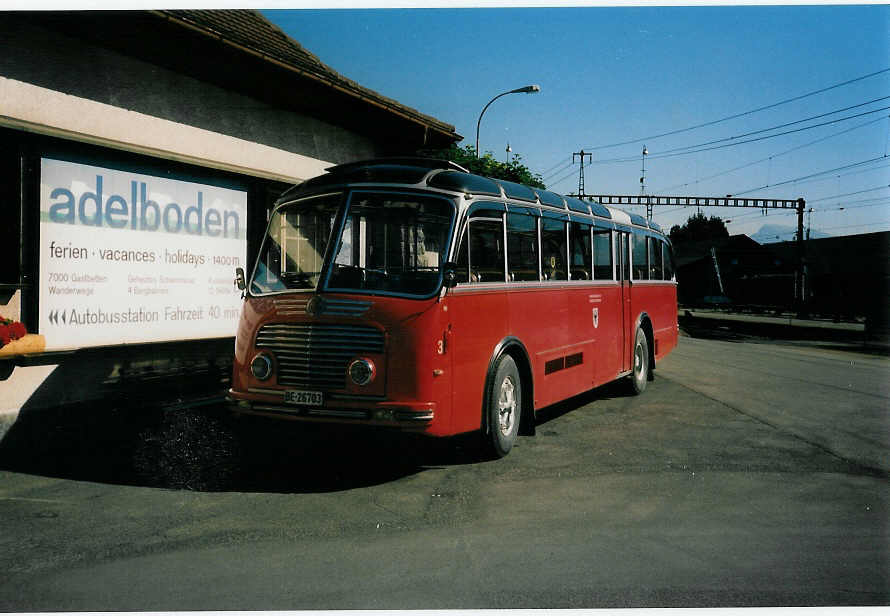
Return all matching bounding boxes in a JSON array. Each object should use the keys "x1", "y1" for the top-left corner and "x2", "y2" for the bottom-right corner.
[{"x1": 475, "y1": 85, "x2": 541, "y2": 158}]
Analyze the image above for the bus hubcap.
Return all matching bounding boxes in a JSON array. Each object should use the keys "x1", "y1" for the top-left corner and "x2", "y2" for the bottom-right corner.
[{"x1": 498, "y1": 376, "x2": 517, "y2": 436}]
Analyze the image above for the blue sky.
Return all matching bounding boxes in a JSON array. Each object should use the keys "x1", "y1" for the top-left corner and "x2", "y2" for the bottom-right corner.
[{"x1": 265, "y1": 4, "x2": 890, "y2": 241}]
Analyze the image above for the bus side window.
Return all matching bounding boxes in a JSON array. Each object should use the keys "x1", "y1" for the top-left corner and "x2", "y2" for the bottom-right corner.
[
  {"x1": 592, "y1": 230, "x2": 613, "y2": 280},
  {"x1": 649, "y1": 236, "x2": 664, "y2": 280},
  {"x1": 507, "y1": 212, "x2": 539, "y2": 282},
  {"x1": 454, "y1": 226, "x2": 470, "y2": 283},
  {"x1": 632, "y1": 232, "x2": 649, "y2": 280},
  {"x1": 663, "y1": 240, "x2": 676, "y2": 281},
  {"x1": 570, "y1": 221, "x2": 591, "y2": 280},
  {"x1": 464, "y1": 218, "x2": 505, "y2": 283},
  {"x1": 541, "y1": 218, "x2": 567, "y2": 281},
  {"x1": 618, "y1": 232, "x2": 630, "y2": 281}
]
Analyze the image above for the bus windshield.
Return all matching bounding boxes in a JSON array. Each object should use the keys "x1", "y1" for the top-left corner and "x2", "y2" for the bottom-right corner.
[
  {"x1": 327, "y1": 192, "x2": 455, "y2": 297},
  {"x1": 250, "y1": 193, "x2": 342, "y2": 294}
]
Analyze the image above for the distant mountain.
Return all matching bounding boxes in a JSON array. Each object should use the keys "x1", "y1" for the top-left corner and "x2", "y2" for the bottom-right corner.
[{"x1": 750, "y1": 224, "x2": 832, "y2": 244}]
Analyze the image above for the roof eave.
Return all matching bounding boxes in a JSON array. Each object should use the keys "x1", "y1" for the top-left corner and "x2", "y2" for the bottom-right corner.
[{"x1": 151, "y1": 10, "x2": 461, "y2": 144}]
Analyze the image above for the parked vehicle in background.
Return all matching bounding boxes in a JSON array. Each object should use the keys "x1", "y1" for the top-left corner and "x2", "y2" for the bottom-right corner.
[{"x1": 228, "y1": 158, "x2": 678, "y2": 457}]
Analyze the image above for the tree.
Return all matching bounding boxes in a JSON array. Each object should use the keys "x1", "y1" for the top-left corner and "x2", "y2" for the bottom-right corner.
[
  {"x1": 422, "y1": 144, "x2": 546, "y2": 189},
  {"x1": 669, "y1": 212, "x2": 729, "y2": 245}
]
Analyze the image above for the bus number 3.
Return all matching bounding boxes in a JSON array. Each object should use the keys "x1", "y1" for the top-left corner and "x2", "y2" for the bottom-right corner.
[{"x1": 437, "y1": 328, "x2": 450, "y2": 355}]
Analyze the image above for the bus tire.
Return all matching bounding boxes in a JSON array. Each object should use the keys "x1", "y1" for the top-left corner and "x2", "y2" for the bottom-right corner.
[
  {"x1": 485, "y1": 354, "x2": 522, "y2": 458},
  {"x1": 629, "y1": 327, "x2": 649, "y2": 395}
]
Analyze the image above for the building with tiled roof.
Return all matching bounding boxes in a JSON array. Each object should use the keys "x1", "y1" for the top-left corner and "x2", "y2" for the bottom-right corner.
[{"x1": 0, "y1": 9, "x2": 461, "y2": 416}]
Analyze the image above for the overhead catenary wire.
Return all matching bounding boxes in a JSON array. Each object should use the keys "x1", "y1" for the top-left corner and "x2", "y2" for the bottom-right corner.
[
  {"x1": 584, "y1": 67, "x2": 890, "y2": 151},
  {"x1": 807, "y1": 185, "x2": 890, "y2": 203},
  {"x1": 650, "y1": 114, "x2": 888, "y2": 194},
  {"x1": 549, "y1": 165, "x2": 583, "y2": 191},
  {"x1": 594, "y1": 105, "x2": 890, "y2": 165},
  {"x1": 638, "y1": 97, "x2": 890, "y2": 159},
  {"x1": 733, "y1": 155, "x2": 889, "y2": 196},
  {"x1": 540, "y1": 157, "x2": 573, "y2": 178},
  {"x1": 650, "y1": 171, "x2": 890, "y2": 229},
  {"x1": 542, "y1": 159, "x2": 576, "y2": 182}
]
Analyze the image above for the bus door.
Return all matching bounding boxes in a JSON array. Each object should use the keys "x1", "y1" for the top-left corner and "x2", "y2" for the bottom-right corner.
[{"x1": 618, "y1": 231, "x2": 632, "y2": 373}]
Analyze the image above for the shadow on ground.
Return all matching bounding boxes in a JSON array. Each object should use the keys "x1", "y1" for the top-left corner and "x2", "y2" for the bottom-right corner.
[
  {"x1": 0, "y1": 378, "x2": 642, "y2": 494},
  {"x1": 0, "y1": 399, "x2": 497, "y2": 494},
  {"x1": 679, "y1": 313, "x2": 890, "y2": 357},
  {"x1": 534, "y1": 379, "x2": 632, "y2": 428}
]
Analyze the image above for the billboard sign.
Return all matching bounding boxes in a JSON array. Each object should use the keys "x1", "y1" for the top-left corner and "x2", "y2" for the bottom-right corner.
[{"x1": 39, "y1": 158, "x2": 248, "y2": 350}]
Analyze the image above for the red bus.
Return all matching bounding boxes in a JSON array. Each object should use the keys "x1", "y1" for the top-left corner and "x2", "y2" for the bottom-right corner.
[{"x1": 228, "y1": 158, "x2": 678, "y2": 457}]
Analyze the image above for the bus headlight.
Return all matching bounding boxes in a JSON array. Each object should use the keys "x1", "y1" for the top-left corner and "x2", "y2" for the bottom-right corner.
[
  {"x1": 250, "y1": 353, "x2": 273, "y2": 381},
  {"x1": 348, "y1": 358, "x2": 375, "y2": 386}
]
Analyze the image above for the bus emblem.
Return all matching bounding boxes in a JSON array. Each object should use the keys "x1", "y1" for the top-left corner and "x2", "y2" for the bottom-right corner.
[
  {"x1": 593, "y1": 307, "x2": 599, "y2": 328},
  {"x1": 306, "y1": 296, "x2": 326, "y2": 317}
]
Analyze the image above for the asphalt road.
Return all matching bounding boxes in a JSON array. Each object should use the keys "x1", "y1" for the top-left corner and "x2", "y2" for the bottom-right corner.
[{"x1": 0, "y1": 334, "x2": 887, "y2": 610}]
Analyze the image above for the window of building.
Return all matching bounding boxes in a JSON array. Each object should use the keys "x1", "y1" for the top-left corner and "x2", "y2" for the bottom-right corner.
[{"x1": 0, "y1": 145, "x2": 20, "y2": 288}]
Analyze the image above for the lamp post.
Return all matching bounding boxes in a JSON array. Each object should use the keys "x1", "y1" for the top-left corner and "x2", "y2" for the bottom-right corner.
[{"x1": 475, "y1": 85, "x2": 540, "y2": 158}]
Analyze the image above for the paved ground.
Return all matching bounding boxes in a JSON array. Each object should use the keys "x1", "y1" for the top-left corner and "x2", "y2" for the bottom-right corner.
[{"x1": 0, "y1": 334, "x2": 887, "y2": 610}]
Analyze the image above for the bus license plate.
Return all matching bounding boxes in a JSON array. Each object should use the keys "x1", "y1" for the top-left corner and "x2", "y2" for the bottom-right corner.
[{"x1": 284, "y1": 390, "x2": 324, "y2": 406}]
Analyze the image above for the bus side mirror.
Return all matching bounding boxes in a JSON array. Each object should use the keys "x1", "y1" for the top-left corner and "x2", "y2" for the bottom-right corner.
[
  {"x1": 442, "y1": 262, "x2": 458, "y2": 289},
  {"x1": 234, "y1": 267, "x2": 246, "y2": 291}
]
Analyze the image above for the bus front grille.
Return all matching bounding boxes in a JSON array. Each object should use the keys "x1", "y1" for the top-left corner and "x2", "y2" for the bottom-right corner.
[{"x1": 256, "y1": 323, "x2": 385, "y2": 389}]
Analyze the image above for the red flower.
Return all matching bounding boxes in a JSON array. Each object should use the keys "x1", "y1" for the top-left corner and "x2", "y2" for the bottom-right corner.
[
  {"x1": 9, "y1": 322, "x2": 26, "y2": 340},
  {"x1": 0, "y1": 319, "x2": 27, "y2": 347}
]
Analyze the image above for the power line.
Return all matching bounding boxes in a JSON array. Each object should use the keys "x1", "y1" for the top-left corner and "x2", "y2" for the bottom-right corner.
[
  {"x1": 819, "y1": 199, "x2": 890, "y2": 212},
  {"x1": 733, "y1": 155, "x2": 888, "y2": 196},
  {"x1": 540, "y1": 157, "x2": 572, "y2": 177},
  {"x1": 548, "y1": 164, "x2": 581, "y2": 190},
  {"x1": 807, "y1": 185, "x2": 890, "y2": 203},
  {"x1": 645, "y1": 97, "x2": 890, "y2": 158},
  {"x1": 816, "y1": 220, "x2": 890, "y2": 233},
  {"x1": 650, "y1": 114, "x2": 887, "y2": 193},
  {"x1": 585, "y1": 67, "x2": 890, "y2": 151},
  {"x1": 542, "y1": 159, "x2": 575, "y2": 182},
  {"x1": 595, "y1": 105, "x2": 890, "y2": 164}
]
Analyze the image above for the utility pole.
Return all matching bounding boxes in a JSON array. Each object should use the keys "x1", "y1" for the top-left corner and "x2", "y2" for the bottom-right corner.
[
  {"x1": 573, "y1": 150, "x2": 592, "y2": 198},
  {"x1": 640, "y1": 146, "x2": 651, "y2": 219},
  {"x1": 796, "y1": 198, "x2": 808, "y2": 317}
]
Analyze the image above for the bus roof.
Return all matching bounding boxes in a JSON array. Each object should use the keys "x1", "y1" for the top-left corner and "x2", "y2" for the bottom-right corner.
[{"x1": 278, "y1": 158, "x2": 665, "y2": 235}]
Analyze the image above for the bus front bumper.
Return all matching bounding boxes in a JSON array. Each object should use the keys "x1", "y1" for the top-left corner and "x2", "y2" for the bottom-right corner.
[{"x1": 227, "y1": 389, "x2": 436, "y2": 429}]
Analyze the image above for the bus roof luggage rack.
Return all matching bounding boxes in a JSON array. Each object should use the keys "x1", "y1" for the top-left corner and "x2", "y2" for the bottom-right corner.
[
  {"x1": 494, "y1": 179, "x2": 538, "y2": 203},
  {"x1": 325, "y1": 157, "x2": 469, "y2": 174},
  {"x1": 282, "y1": 158, "x2": 471, "y2": 202},
  {"x1": 427, "y1": 170, "x2": 503, "y2": 197}
]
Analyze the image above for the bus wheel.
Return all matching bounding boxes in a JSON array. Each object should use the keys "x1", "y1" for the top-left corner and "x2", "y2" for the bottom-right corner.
[
  {"x1": 629, "y1": 327, "x2": 649, "y2": 395},
  {"x1": 485, "y1": 354, "x2": 521, "y2": 458}
]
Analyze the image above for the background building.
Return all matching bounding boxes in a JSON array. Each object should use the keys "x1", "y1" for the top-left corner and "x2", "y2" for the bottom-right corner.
[
  {"x1": 0, "y1": 10, "x2": 460, "y2": 420},
  {"x1": 674, "y1": 231, "x2": 890, "y2": 334}
]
